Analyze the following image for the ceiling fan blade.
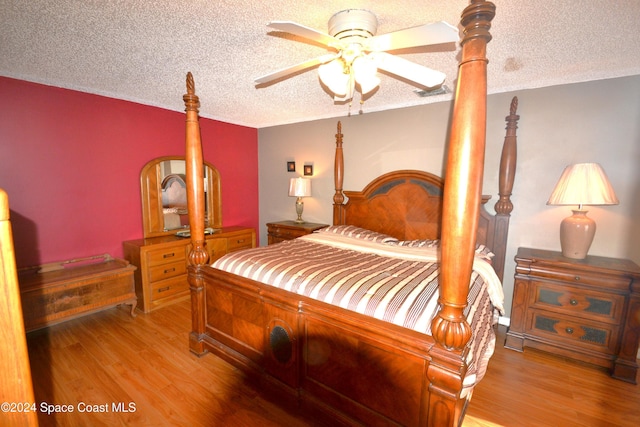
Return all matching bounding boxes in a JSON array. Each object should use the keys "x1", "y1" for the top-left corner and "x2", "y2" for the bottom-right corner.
[
  {"x1": 367, "y1": 21, "x2": 458, "y2": 52},
  {"x1": 255, "y1": 53, "x2": 339, "y2": 85},
  {"x1": 372, "y1": 52, "x2": 446, "y2": 89},
  {"x1": 267, "y1": 21, "x2": 343, "y2": 49}
]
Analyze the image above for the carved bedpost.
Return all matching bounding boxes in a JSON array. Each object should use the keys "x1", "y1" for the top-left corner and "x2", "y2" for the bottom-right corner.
[
  {"x1": 333, "y1": 121, "x2": 345, "y2": 225},
  {"x1": 184, "y1": 72, "x2": 209, "y2": 356},
  {"x1": 432, "y1": 0, "x2": 495, "y2": 352},
  {"x1": 491, "y1": 96, "x2": 518, "y2": 281},
  {"x1": 0, "y1": 189, "x2": 38, "y2": 427},
  {"x1": 428, "y1": 1, "x2": 495, "y2": 426}
]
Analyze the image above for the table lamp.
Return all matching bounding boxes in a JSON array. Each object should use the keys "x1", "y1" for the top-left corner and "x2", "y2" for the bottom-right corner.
[
  {"x1": 547, "y1": 163, "x2": 618, "y2": 259},
  {"x1": 288, "y1": 177, "x2": 311, "y2": 223}
]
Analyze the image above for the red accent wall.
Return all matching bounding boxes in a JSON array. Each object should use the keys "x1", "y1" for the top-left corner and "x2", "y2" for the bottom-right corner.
[{"x1": 0, "y1": 77, "x2": 258, "y2": 268}]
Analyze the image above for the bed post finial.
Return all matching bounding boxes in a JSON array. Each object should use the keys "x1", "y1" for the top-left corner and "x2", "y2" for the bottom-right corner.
[
  {"x1": 333, "y1": 121, "x2": 345, "y2": 225},
  {"x1": 184, "y1": 72, "x2": 200, "y2": 113},
  {"x1": 495, "y1": 96, "x2": 518, "y2": 216}
]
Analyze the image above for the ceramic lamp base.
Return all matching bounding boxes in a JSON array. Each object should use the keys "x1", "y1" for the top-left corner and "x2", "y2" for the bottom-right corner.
[
  {"x1": 560, "y1": 209, "x2": 596, "y2": 259},
  {"x1": 294, "y1": 197, "x2": 305, "y2": 223}
]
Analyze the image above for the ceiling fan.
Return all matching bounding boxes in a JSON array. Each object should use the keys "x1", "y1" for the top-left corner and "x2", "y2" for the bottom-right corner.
[{"x1": 255, "y1": 9, "x2": 459, "y2": 103}]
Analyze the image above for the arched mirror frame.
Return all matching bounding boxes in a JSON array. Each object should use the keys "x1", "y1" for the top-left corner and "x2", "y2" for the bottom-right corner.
[{"x1": 140, "y1": 156, "x2": 222, "y2": 238}]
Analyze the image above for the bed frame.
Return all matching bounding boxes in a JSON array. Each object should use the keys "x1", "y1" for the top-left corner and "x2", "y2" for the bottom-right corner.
[{"x1": 184, "y1": 2, "x2": 515, "y2": 426}]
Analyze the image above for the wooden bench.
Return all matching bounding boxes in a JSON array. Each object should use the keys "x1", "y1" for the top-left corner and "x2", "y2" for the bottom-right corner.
[{"x1": 18, "y1": 254, "x2": 137, "y2": 332}]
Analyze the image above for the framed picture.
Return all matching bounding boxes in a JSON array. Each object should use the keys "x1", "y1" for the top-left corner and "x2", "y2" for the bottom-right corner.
[
  {"x1": 303, "y1": 164, "x2": 313, "y2": 176},
  {"x1": 287, "y1": 161, "x2": 296, "y2": 172}
]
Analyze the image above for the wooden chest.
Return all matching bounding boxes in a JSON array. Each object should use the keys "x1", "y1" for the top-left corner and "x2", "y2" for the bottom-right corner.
[{"x1": 18, "y1": 254, "x2": 137, "y2": 332}]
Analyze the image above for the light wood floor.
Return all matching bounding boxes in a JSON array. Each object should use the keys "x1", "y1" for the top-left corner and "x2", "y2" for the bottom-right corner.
[{"x1": 26, "y1": 300, "x2": 639, "y2": 426}]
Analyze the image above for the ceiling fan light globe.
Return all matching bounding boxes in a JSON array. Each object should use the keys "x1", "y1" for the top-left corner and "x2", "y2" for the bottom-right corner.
[
  {"x1": 352, "y1": 55, "x2": 376, "y2": 75},
  {"x1": 353, "y1": 56, "x2": 380, "y2": 94},
  {"x1": 357, "y1": 76, "x2": 380, "y2": 95},
  {"x1": 318, "y1": 60, "x2": 349, "y2": 96}
]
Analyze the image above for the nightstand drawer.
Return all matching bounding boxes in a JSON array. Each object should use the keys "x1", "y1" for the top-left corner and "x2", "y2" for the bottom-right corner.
[
  {"x1": 266, "y1": 221, "x2": 329, "y2": 245},
  {"x1": 268, "y1": 236, "x2": 287, "y2": 245},
  {"x1": 145, "y1": 246, "x2": 186, "y2": 267},
  {"x1": 528, "y1": 266, "x2": 631, "y2": 290},
  {"x1": 527, "y1": 309, "x2": 618, "y2": 355},
  {"x1": 530, "y1": 281, "x2": 625, "y2": 324},
  {"x1": 269, "y1": 226, "x2": 304, "y2": 239}
]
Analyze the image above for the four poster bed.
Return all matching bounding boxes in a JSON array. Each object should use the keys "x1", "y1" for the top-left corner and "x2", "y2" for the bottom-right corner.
[{"x1": 184, "y1": 2, "x2": 514, "y2": 426}]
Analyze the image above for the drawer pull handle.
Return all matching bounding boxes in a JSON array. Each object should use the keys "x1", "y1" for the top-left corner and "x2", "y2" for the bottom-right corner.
[
  {"x1": 237, "y1": 239, "x2": 245, "y2": 243},
  {"x1": 574, "y1": 276, "x2": 580, "y2": 281},
  {"x1": 158, "y1": 286, "x2": 170, "y2": 293},
  {"x1": 570, "y1": 299, "x2": 578, "y2": 306},
  {"x1": 163, "y1": 253, "x2": 175, "y2": 259},
  {"x1": 164, "y1": 268, "x2": 175, "y2": 274},
  {"x1": 565, "y1": 327, "x2": 574, "y2": 334}
]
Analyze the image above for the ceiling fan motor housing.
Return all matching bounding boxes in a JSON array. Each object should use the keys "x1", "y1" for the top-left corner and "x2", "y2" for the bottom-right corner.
[{"x1": 328, "y1": 9, "x2": 378, "y2": 41}]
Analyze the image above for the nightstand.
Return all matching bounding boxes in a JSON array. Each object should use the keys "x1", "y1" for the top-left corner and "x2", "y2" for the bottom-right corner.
[
  {"x1": 505, "y1": 247, "x2": 640, "y2": 383},
  {"x1": 266, "y1": 220, "x2": 328, "y2": 245}
]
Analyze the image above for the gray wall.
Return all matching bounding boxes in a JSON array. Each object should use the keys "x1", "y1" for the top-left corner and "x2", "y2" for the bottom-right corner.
[{"x1": 258, "y1": 75, "x2": 640, "y2": 320}]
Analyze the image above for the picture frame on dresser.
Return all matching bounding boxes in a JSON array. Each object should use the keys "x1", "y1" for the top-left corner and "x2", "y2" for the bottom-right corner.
[{"x1": 505, "y1": 247, "x2": 640, "y2": 384}]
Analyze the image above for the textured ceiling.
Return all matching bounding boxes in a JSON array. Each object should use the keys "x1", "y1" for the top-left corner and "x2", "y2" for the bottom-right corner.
[{"x1": 2, "y1": 1, "x2": 640, "y2": 128}]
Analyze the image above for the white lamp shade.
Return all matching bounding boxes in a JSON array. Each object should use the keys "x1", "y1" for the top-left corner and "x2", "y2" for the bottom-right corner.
[
  {"x1": 288, "y1": 178, "x2": 311, "y2": 198},
  {"x1": 547, "y1": 163, "x2": 618, "y2": 207}
]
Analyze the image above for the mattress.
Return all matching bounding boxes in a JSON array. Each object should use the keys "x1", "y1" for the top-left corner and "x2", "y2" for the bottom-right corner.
[{"x1": 212, "y1": 225, "x2": 504, "y2": 389}]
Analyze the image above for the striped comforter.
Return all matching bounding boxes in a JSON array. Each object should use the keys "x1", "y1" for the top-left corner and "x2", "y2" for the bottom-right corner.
[{"x1": 212, "y1": 228, "x2": 504, "y2": 388}]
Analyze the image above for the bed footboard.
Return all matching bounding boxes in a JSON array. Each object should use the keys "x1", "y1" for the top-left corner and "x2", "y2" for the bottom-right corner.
[{"x1": 199, "y1": 267, "x2": 439, "y2": 426}]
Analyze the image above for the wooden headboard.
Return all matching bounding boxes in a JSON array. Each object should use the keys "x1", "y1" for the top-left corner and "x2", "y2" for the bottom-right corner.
[
  {"x1": 332, "y1": 96, "x2": 519, "y2": 282},
  {"x1": 338, "y1": 170, "x2": 444, "y2": 241}
]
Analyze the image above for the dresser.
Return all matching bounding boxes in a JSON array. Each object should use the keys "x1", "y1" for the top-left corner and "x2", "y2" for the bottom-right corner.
[
  {"x1": 266, "y1": 220, "x2": 328, "y2": 245},
  {"x1": 123, "y1": 226, "x2": 255, "y2": 313},
  {"x1": 505, "y1": 247, "x2": 640, "y2": 383}
]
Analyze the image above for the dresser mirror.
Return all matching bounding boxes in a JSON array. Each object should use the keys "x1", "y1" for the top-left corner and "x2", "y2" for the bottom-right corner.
[{"x1": 140, "y1": 156, "x2": 222, "y2": 238}]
